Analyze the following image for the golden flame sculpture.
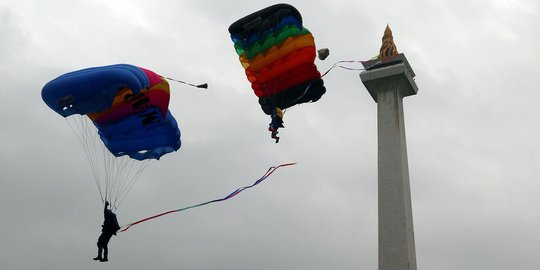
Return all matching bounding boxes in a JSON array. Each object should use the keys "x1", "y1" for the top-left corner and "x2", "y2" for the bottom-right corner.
[{"x1": 379, "y1": 24, "x2": 398, "y2": 59}]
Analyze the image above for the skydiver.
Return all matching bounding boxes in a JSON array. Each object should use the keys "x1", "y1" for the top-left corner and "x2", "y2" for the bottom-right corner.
[
  {"x1": 268, "y1": 107, "x2": 284, "y2": 143},
  {"x1": 93, "y1": 201, "x2": 120, "y2": 262}
]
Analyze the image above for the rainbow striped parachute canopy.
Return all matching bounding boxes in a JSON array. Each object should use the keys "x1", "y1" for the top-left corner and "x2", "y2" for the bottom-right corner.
[
  {"x1": 42, "y1": 64, "x2": 181, "y2": 160},
  {"x1": 228, "y1": 3, "x2": 326, "y2": 142}
]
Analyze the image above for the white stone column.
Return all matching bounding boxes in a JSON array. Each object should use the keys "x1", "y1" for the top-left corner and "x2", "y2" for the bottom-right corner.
[{"x1": 360, "y1": 55, "x2": 418, "y2": 270}]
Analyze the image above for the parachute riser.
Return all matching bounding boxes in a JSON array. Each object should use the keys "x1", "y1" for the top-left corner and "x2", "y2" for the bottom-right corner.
[{"x1": 162, "y1": 76, "x2": 208, "y2": 89}]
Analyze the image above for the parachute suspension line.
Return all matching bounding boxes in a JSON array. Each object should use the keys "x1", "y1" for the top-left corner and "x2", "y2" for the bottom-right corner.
[
  {"x1": 105, "y1": 153, "x2": 120, "y2": 207},
  {"x1": 119, "y1": 162, "x2": 297, "y2": 232},
  {"x1": 114, "y1": 159, "x2": 153, "y2": 210},
  {"x1": 103, "y1": 154, "x2": 147, "y2": 210},
  {"x1": 287, "y1": 80, "x2": 314, "y2": 109},
  {"x1": 88, "y1": 119, "x2": 106, "y2": 203},
  {"x1": 321, "y1": 60, "x2": 367, "y2": 77},
  {"x1": 110, "y1": 157, "x2": 135, "y2": 208},
  {"x1": 271, "y1": 74, "x2": 322, "y2": 116},
  {"x1": 110, "y1": 157, "x2": 132, "y2": 208},
  {"x1": 65, "y1": 116, "x2": 104, "y2": 202},
  {"x1": 86, "y1": 116, "x2": 107, "y2": 203},
  {"x1": 102, "y1": 143, "x2": 113, "y2": 204},
  {"x1": 87, "y1": 119, "x2": 103, "y2": 201},
  {"x1": 162, "y1": 76, "x2": 208, "y2": 89},
  {"x1": 64, "y1": 115, "x2": 153, "y2": 209},
  {"x1": 111, "y1": 157, "x2": 128, "y2": 204}
]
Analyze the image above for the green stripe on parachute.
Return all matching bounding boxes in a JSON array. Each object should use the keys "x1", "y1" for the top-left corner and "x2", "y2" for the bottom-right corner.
[{"x1": 235, "y1": 25, "x2": 311, "y2": 59}]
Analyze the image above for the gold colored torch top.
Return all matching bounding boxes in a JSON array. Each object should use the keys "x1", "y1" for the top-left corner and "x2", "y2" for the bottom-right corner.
[{"x1": 379, "y1": 24, "x2": 398, "y2": 59}]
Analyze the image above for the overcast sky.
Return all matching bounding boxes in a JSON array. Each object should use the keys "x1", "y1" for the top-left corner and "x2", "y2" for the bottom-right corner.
[{"x1": 2, "y1": 0, "x2": 540, "y2": 269}]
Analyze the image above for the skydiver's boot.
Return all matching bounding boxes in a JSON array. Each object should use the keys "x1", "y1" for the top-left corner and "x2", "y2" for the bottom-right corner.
[{"x1": 93, "y1": 247, "x2": 102, "y2": 261}]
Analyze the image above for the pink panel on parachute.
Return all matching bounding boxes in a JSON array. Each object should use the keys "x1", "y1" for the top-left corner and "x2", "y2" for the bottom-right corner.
[{"x1": 139, "y1": 67, "x2": 164, "y2": 87}]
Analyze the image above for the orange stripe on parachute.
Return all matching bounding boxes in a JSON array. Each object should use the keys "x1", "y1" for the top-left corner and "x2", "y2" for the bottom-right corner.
[{"x1": 87, "y1": 79, "x2": 170, "y2": 123}]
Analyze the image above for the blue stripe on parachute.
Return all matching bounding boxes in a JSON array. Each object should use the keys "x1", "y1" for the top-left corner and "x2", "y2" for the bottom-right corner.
[{"x1": 230, "y1": 16, "x2": 302, "y2": 47}]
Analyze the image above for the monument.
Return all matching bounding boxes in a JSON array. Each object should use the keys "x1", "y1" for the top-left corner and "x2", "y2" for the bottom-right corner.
[{"x1": 360, "y1": 25, "x2": 418, "y2": 270}]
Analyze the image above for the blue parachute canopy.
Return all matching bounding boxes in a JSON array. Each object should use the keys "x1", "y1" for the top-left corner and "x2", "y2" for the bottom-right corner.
[{"x1": 41, "y1": 64, "x2": 180, "y2": 160}]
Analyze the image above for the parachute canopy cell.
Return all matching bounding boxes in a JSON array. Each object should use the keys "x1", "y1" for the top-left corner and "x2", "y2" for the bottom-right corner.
[
  {"x1": 228, "y1": 4, "x2": 326, "y2": 142},
  {"x1": 41, "y1": 64, "x2": 181, "y2": 160}
]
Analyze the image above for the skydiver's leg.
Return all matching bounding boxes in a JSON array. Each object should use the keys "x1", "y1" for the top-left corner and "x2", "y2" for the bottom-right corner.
[
  {"x1": 100, "y1": 234, "x2": 112, "y2": 262},
  {"x1": 94, "y1": 234, "x2": 105, "y2": 260},
  {"x1": 93, "y1": 247, "x2": 102, "y2": 260},
  {"x1": 94, "y1": 244, "x2": 103, "y2": 260},
  {"x1": 101, "y1": 245, "x2": 108, "y2": 262}
]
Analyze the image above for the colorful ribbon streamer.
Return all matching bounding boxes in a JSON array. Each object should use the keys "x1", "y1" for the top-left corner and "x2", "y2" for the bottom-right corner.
[{"x1": 119, "y1": 163, "x2": 296, "y2": 232}]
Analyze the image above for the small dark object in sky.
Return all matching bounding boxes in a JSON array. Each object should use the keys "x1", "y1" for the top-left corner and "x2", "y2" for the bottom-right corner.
[{"x1": 318, "y1": 48, "x2": 330, "y2": 60}]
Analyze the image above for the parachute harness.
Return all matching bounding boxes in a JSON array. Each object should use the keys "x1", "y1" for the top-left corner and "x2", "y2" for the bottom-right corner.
[{"x1": 119, "y1": 163, "x2": 296, "y2": 232}]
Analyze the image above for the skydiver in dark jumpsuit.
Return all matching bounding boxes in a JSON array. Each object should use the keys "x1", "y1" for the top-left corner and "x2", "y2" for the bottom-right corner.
[
  {"x1": 268, "y1": 107, "x2": 284, "y2": 143},
  {"x1": 93, "y1": 201, "x2": 120, "y2": 262}
]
